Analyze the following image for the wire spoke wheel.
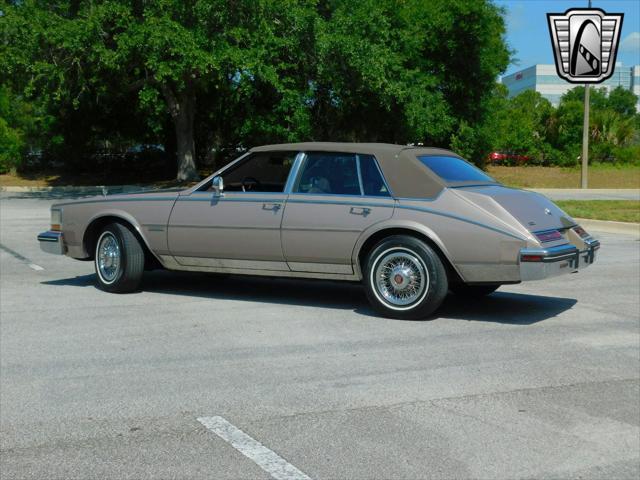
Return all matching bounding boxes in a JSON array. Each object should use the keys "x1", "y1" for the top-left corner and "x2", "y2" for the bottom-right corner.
[
  {"x1": 374, "y1": 249, "x2": 428, "y2": 307},
  {"x1": 366, "y1": 237, "x2": 448, "y2": 319},
  {"x1": 94, "y1": 223, "x2": 145, "y2": 293},
  {"x1": 97, "y1": 232, "x2": 121, "y2": 283}
]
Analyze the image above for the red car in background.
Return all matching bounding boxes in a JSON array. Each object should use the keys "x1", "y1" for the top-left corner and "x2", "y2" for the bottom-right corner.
[{"x1": 488, "y1": 152, "x2": 532, "y2": 165}]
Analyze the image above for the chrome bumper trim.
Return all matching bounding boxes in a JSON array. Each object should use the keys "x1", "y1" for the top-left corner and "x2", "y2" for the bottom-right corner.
[
  {"x1": 37, "y1": 231, "x2": 66, "y2": 255},
  {"x1": 519, "y1": 240, "x2": 600, "y2": 281}
]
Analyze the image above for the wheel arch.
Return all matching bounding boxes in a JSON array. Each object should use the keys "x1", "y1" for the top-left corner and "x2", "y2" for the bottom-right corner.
[
  {"x1": 353, "y1": 222, "x2": 465, "y2": 284},
  {"x1": 82, "y1": 212, "x2": 163, "y2": 268}
]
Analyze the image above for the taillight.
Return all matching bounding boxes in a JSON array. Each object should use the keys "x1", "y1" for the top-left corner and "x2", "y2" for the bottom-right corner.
[
  {"x1": 535, "y1": 230, "x2": 563, "y2": 243},
  {"x1": 573, "y1": 226, "x2": 590, "y2": 238},
  {"x1": 521, "y1": 254, "x2": 544, "y2": 262}
]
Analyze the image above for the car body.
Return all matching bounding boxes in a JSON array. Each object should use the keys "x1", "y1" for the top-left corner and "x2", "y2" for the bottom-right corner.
[{"x1": 38, "y1": 142, "x2": 599, "y2": 319}]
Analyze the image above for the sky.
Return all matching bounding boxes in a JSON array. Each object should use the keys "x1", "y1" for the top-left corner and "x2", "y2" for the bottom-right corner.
[{"x1": 495, "y1": 0, "x2": 640, "y2": 76}]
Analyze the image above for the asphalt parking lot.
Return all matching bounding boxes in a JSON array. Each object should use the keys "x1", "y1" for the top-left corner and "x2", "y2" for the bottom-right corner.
[{"x1": 1, "y1": 192, "x2": 639, "y2": 480}]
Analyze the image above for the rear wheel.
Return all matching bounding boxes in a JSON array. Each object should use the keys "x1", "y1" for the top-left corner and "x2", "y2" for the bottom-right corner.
[
  {"x1": 94, "y1": 223, "x2": 145, "y2": 293},
  {"x1": 450, "y1": 283, "x2": 499, "y2": 297},
  {"x1": 364, "y1": 235, "x2": 448, "y2": 320}
]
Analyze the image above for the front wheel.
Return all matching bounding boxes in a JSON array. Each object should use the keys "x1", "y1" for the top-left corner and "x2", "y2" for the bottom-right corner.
[
  {"x1": 364, "y1": 235, "x2": 448, "y2": 320},
  {"x1": 94, "y1": 222, "x2": 145, "y2": 293}
]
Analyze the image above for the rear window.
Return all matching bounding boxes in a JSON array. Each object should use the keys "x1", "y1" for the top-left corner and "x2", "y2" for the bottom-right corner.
[{"x1": 417, "y1": 155, "x2": 495, "y2": 183}]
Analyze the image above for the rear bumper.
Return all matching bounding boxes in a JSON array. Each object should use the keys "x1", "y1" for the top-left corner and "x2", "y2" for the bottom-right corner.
[
  {"x1": 519, "y1": 239, "x2": 600, "y2": 281},
  {"x1": 37, "y1": 231, "x2": 66, "y2": 255}
]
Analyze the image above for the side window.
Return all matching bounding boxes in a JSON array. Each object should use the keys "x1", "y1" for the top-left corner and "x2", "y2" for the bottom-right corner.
[
  {"x1": 295, "y1": 152, "x2": 361, "y2": 195},
  {"x1": 359, "y1": 154, "x2": 390, "y2": 197},
  {"x1": 220, "y1": 152, "x2": 296, "y2": 192}
]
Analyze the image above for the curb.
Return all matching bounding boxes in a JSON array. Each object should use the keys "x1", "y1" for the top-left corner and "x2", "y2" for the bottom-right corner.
[
  {"x1": 530, "y1": 188, "x2": 640, "y2": 201},
  {"x1": 0, "y1": 185, "x2": 160, "y2": 195},
  {"x1": 532, "y1": 188, "x2": 640, "y2": 194},
  {"x1": 576, "y1": 218, "x2": 640, "y2": 237}
]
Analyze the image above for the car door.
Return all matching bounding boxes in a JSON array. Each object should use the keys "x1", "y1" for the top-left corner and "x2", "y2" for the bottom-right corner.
[
  {"x1": 282, "y1": 152, "x2": 395, "y2": 274},
  {"x1": 167, "y1": 151, "x2": 298, "y2": 271}
]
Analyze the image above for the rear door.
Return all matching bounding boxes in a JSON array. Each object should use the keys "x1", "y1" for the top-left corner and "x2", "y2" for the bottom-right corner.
[{"x1": 281, "y1": 152, "x2": 395, "y2": 274}]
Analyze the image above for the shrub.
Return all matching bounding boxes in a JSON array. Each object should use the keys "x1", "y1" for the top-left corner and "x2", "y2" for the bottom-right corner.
[
  {"x1": 612, "y1": 145, "x2": 640, "y2": 166},
  {"x1": 0, "y1": 118, "x2": 23, "y2": 174},
  {"x1": 450, "y1": 121, "x2": 491, "y2": 168}
]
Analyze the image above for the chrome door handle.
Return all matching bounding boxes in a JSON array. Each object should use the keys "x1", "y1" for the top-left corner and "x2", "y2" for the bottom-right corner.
[
  {"x1": 350, "y1": 206, "x2": 371, "y2": 216},
  {"x1": 262, "y1": 203, "x2": 282, "y2": 211}
]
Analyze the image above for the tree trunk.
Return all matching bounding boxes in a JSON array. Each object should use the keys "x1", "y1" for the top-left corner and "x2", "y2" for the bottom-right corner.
[
  {"x1": 174, "y1": 99, "x2": 198, "y2": 182},
  {"x1": 162, "y1": 83, "x2": 199, "y2": 182}
]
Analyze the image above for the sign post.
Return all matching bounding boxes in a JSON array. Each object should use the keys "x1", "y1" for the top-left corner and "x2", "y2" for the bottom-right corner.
[
  {"x1": 582, "y1": 82, "x2": 590, "y2": 189},
  {"x1": 547, "y1": 0, "x2": 623, "y2": 189},
  {"x1": 581, "y1": 0, "x2": 592, "y2": 189}
]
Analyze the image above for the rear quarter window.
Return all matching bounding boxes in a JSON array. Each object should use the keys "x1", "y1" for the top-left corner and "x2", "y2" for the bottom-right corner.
[{"x1": 359, "y1": 154, "x2": 391, "y2": 197}]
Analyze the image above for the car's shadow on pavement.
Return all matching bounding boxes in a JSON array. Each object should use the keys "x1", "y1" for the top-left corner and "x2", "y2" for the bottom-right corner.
[
  {"x1": 42, "y1": 271, "x2": 576, "y2": 324},
  {"x1": 42, "y1": 271, "x2": 366, "y2": 310},
  {"x1": 436, "y1": 292, "x2": 577, "y2": 325}
]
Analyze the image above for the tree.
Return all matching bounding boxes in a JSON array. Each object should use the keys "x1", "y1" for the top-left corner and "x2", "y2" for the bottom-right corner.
[
  {"x1": 192, "y1": 0, "x2": 317, "y2": 161},
  {"x1": 1, "y1": 1, "x2": 159, "y2": 170},
  {"x1": 607, "y1": 86, "x2": 638, "y2": 117},
  {"x1": 0, "y1": 115, "x2": 22, "y2": 174},
  {"x1": 560, "y1": 86, "x2": 611, "y2": 111},
  {"x1": 312, "y1": 0, "x2": 510, "y2": 159},
  {"x1": 545, "y1": 85, "x2": 639, "y2": 165},
  {"x1": 0, "y1": 85, "x2": 50, "y2": 173},
  {"x1": 1, "y1": 0, "x2": 317, "y2": 180},
  {"x1": 451, "y1": 84, "x2": 508, "y2": 166},
  {"x1": 1, "y1": 0, "x2": 511, "y2": 175},
  {"x1": 481, "y1": 89, "x2": 554, "y2": 163}
]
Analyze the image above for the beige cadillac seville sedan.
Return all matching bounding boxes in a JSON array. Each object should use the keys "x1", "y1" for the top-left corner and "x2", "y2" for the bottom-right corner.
[{"x1": 37, "y1": 143, "x2": 600, "y2": 319}]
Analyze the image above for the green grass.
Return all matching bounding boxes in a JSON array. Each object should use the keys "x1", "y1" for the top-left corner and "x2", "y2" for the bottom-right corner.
[
  {"x1": 556, "y1": 200, "x2": 640, "y2": 223},
  {"x1": 488, "y1": 165, "x2": 640, "y2": 189}
]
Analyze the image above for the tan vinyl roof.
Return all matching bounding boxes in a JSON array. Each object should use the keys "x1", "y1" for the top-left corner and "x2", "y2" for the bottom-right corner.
[{"x1": 250, "y1": 142, "x2": 467, "y2": 198}]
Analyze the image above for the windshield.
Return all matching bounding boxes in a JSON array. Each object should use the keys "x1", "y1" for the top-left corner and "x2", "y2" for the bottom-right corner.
[{"x1": 417, "y1": 155, "x2": 495, "y2": 183}]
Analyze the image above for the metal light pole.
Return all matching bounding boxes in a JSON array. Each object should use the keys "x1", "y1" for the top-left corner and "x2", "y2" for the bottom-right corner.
[
  {"x1": 581, "y1": 0, "x2": 592, "y2": 189},
  {"x1": 581, "y1": 84, "x2": 590, "y2": 188}
]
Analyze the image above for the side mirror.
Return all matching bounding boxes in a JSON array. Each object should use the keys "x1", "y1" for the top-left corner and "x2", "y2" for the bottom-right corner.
[{"x1": 211, "y1": 176, "x2": 224, "y2": 196}]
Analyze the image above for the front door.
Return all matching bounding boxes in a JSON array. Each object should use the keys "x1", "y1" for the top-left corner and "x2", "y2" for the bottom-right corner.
[
  {"x1": 282, "y1": 152, "x2": 395, "y2": 274},
  {"x1": 168, "y1": 151, "x2": 297, "y2": 271}
]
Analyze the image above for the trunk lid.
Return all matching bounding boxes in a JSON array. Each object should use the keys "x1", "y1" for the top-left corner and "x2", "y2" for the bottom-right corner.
[{"x1": 452, "y1": 185, "x2": 576, "y2": 233}]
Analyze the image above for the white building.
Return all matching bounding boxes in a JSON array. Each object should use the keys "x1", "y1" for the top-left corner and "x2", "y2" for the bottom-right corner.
[
  {"x1": 501, "y1": 63, "x2": 640, "y2": 110},
  {"x1": 632, "y1": 65, "x2": 640, "y2": 109}
]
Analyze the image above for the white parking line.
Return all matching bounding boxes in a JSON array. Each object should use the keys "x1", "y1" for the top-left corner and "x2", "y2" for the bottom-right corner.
[
  {"x1": 0, "y1": 243, "x2": 45, "y2": 271},
  {"x1": 197, "y1": 416, "x2": 312, "y2": 480}
]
